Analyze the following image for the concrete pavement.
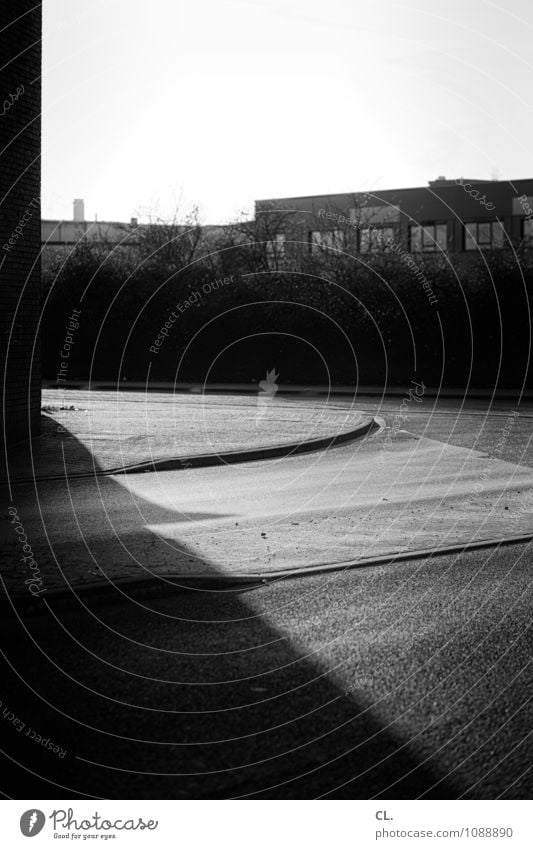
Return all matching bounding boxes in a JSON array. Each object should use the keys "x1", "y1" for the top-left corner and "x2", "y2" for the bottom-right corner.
[
  {"x1": 1, "y1": 392, "x2": 531, "y2": 800},
  {"x1": 3, "y1": 405, "x2": 533, "y2": 601},
  {"x1": 1, "y1": 544, "x2": 530, "y2": 798},
  {"x1": 3, "y1": 389, "x2": 370, "y2": 483}
]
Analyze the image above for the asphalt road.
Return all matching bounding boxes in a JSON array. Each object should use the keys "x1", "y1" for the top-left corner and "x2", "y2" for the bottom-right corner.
[
  {"x1": 0, "y1": 544, "x2": 531, "y2": 799},
  {"x1": 1, "y1": 394, "x2": 532, "y2": 799},
  {"x1": 3, "y1": 396, "x2": 533, "y2": 592}
]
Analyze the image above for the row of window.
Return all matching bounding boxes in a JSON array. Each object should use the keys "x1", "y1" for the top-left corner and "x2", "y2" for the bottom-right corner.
[
  {"x1": 408, "y1": 222, "x2": 510, "y2": 252},
  {"x1": 266, "y1": 219, "x2": 533, "y2": 259}
]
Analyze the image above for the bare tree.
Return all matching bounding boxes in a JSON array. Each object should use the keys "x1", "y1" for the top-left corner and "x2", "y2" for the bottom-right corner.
[
  {"x1": 136, "y1": 205, "x2": 203, "y2": 272},
  {"x1": 229, "y1": 204, "x2": 299, "y2": 272}
]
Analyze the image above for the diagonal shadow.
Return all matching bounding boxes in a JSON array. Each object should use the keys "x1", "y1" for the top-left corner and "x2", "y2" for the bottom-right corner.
[{"x1": 0, "y1": 418, "x2": 458, "y2": 800}]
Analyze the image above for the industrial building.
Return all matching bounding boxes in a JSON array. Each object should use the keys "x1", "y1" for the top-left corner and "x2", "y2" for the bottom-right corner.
[
  {"x1": 41, "y1": 200, "x2": 226, "y2": 261},
  {"x1": 40, "y1": 177, "x2": 533, "y2": 272},
  {"x1": 255, "y1": 177, "x2": 533, "y2": 262},
  {"x1": 41, "y1": 200, "x2": 140, "y2": 253}
]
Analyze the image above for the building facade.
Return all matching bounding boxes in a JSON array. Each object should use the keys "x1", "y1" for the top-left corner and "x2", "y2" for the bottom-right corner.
[
  {"x1": 41, "y1": 201, "x2": 140, "y2": 256},
  {"x1": 255, "y1": 177, "x2": 533, "y2": 262},
  {"x1": 41, "y1": 202, "x2": 229, "y2": 253}
]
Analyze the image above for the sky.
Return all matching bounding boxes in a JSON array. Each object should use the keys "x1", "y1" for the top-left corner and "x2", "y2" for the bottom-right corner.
[{"x1": 42, "y1": 0, "x2": 533, "y2": 225}]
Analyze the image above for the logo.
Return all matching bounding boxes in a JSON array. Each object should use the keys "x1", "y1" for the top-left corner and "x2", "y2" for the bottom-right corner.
[
  {"x1": 256, "y1": 368, "x2": 279, "y2": 424},
  {"x1": 20, "y1": 810, "x2": 45, "y2": 837}
]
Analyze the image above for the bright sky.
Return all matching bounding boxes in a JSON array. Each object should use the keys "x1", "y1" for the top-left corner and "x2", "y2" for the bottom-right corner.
[{"x1": 42, "y1": 0, "x2": 533, "y2": 224}]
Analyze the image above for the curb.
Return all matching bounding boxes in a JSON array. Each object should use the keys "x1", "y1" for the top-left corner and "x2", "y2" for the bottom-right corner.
[
  {"x1": 7, "y1": 416, "x2": 376, "y2": 484},
  {"x1": 2, "y1": 531, "x2": 532, "y2": 619},
  {"x1": 119, "y1": 415, "x2": 376, "y2": 475}
]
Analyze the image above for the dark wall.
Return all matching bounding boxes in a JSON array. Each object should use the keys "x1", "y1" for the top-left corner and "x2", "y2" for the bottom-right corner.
[{"x1": 0, "y1": 1, "x2": 42, "y2": 443}]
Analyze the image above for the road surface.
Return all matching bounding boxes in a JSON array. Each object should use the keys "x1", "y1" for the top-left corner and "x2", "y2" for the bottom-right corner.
[
  {"x1": 3, "y1": 397, "x2": 533, "y2": 591},
  {"x1": 1, "y1": 394, "x2": 531, "y2": 798},
  {"x1": 0, "y1": 544, "x2": 531, "y2": 799}
]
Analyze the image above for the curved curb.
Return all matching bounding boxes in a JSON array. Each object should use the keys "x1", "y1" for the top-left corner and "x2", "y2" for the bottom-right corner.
[
  {"x1": 118, "y1": 415, "x2": 376, "y2": 475},
  {"x1": 7, "y1": 415, "x2": 376, "y2": 484},
  {"x1": 2, "y1": 530, "x2": 532, "y2": 618}
]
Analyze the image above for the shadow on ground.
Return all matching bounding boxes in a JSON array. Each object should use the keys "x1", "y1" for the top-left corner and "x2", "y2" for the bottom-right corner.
[{"x1": 0, "y1": 418, "x2": 458, "y2": 799}]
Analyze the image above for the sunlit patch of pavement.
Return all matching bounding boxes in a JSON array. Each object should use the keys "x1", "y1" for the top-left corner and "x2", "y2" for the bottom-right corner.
[
  {"x1": 4, "y1": 427, "x2": 532, "y2": 597},
  {"x1": 134, "y1": 433, "x2": 533, "y2": 576}
]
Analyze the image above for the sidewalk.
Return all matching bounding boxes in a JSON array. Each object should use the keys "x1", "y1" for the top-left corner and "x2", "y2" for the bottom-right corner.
[
  {"x1": 1, "y1": 390, "x2": 377, "y2": 610},
  {"x1": 4, "y1": 387, "x2": 533, "y2": 614},
  {"x1": 3, "y1": 389, "x2": 370, "y2": 483},
  {"x1": 3, "y1": 423, "x2": 533, "y2": 612}
]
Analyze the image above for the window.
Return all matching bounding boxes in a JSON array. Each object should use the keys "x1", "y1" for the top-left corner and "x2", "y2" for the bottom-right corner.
[
  {"x1": 268, "y1": 233, "x2": 285, "y2": 257},
  {"x1": 359, "y1": 227, "x2": 394, "y2": 253},
  {"x1": 266, "y1": 233, "x2": 285, "y2": 267},
  {"x1": 464, "y1": 221, "x2": 505, "y2": 250},
  {"x1": 410, "y1": 223, "x2": 447, "y2": 252},
  {"x1": 309, "y1": 229, "x2": 344, "y2": 253},
  {"x1": 521, "y1": 218, "x2": 533, "y2": 247}
]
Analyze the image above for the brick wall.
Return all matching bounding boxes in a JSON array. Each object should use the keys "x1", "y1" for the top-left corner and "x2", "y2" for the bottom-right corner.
[{"x1": 0, "y1": 1, "x2": 42, "y2": 445}]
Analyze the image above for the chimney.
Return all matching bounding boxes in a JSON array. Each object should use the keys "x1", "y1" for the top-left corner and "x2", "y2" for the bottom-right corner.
[
  {"x1": 428, "y1": 176, "x2": 453, "y2": 187},
  {"x1": 73, "y1": 198, "x2": 85, "y2": 222}
]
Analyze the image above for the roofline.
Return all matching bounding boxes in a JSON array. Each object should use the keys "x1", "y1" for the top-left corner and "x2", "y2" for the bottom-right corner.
[
  {"x1": 41, "y1": 219, "x2": 138, "y2": 226},
  {"x1": 40, "y1": 219, "x2": 231, "y2": 228},
  {"x1": 255, "y1": 177, "x2": 533, "y2": 205}
]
